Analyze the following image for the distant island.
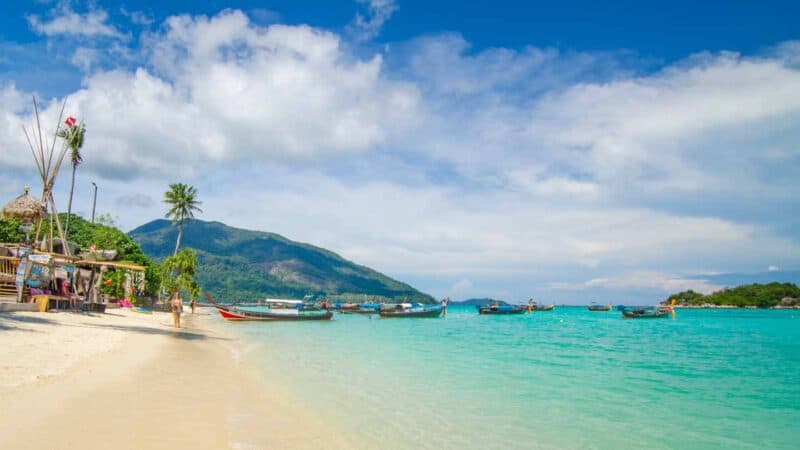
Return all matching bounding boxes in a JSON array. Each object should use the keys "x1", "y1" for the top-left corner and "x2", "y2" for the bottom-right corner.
[
  {"x1": 664, "y1": 282, "x2": 800, "y2": 308},
  {"x1": 130, "y1": 219, "x2": 435, "y2": 303},
  {"x1": 450, "y1": 298, "x2": 510, "y2": 306}
]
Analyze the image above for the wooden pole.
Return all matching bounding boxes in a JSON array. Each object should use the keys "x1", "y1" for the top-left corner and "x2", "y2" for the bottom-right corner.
[
  {"x1": 48, "y1": 99, "x2": 67, "y2": 163},
  {"x1": 48, "y1": 210, "x2": 54, "y2": 253},
  {"x1": 15, "y1": 253, "x2": 31, "y2": 304},
  {"x1": 32, "y1": 97, "x2": 48, "y2": 178},
  {"x1": 22, "y1": 126, "x2": 44, "y2": 176},
  {"x1": 33, "y1": 217, "x2": 43, "y2": 249},
  {"x1": 48, "y1": 194, "x2": 70, "y2": 256}
]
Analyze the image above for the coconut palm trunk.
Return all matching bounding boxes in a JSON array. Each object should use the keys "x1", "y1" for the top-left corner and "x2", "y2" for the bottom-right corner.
[
  {"x1": 174, "y1": 222, "x2": 183, "y2": 255},
  {"x1": 65, "y1": 163, "x2": 77, "y2": 237}
]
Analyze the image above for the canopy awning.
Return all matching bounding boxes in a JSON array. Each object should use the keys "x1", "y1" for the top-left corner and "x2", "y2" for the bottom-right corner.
[
  {"x1": 75, "y1": 260, "x2": 146, "y2": 272},
  {"x1": 33, "y1": 251, "x2": 81, "y2": 262}
]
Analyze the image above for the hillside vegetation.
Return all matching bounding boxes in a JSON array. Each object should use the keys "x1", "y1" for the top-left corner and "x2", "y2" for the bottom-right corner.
[
  {"x1": 129, "y1": 219, "x2": 434, "y2": 303},
  {"x1": 667, "y1": 283, "x2": 800, "y2": 308}
]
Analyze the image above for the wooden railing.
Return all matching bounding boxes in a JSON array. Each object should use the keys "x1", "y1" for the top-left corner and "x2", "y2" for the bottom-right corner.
[{"x1": 0, "y1": 256, "x2": 19, "y2": 278}]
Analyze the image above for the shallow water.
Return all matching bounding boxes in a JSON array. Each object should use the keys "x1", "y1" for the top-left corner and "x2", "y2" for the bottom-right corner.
[{"x1": 220, "y1": 306, "x2": 800, "y2": 449}]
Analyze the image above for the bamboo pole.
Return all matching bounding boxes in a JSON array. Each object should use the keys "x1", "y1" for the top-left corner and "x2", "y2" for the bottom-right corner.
[
  {"x1": 48, "y1": 193, "x2": 70, "y2": 256},
  {"x1": 22, "y1": 126, "x2": 45, "y2": 176},
  {"x1": 32, "y1": 97, "x2": 48, "y2": 178},
  {"x1": 48, "y1": 99, "x2": 67, "y2": 164},
  {"x1": 48, "y1": 210, "x2": 54, "y2": 253},
  {"x1": 33, "y1": 217, "x2": 43, "y2": 249}
]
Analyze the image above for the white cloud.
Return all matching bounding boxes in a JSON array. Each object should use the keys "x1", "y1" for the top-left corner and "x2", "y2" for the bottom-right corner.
[
  {"x1": 27, "y1": 5, "x2": 126, "y2": 39},
  {"x1": 451, "y1": 279, "x2": 473, "y2": 292},
  {"x1": 768, "y1": 265, "x2": 781, "y2": 272},
  {"x1": 348, "y1": 0, "x2": 398, "y2": 42},
  {"x1": 170, "y1": 167, "x2": 795, "y2": 280},
  {"x1": 3, "y1": 11, "x2": 420, "y2": 178},
  {"x1": 70, "y1": 47, "x2": 100, "y2": 71},
  {"x1": 0, "y1": 84, "x2": 41, "y2": 169},
  {"x1": 2, "y1": 10, "x2": 800, "y2": 301},
  {"x1": 120, "y1": 8, "x2": 154, "y2": 26},
  {"x1": 583, "y1": 272, "x2": 722, "y2": 295},
  {"x1": 528, "y1": 53, "x2": 800, "y2": 183}
]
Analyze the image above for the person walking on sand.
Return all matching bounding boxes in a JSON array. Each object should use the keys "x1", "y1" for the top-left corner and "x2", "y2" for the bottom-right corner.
[
  {"x1": 171, "y1": 293, "x2": 184, "y2": 329},
  {"x1": 190, "y1": 298, "x2": 196, "y2": 314}
]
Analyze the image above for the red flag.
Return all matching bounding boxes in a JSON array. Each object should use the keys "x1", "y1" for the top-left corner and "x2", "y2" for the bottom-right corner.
[{"x1": 65, "y1": 116, "x2": 76, "y2": 127}]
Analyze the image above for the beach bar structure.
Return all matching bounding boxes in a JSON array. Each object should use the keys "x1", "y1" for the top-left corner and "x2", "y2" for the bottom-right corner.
[
  {"x1": 75, "y1": 259, "x2": 146, "y2": 311},
  {"x1": 0, "y1": 241, "x2": 146, "y2": 312}
]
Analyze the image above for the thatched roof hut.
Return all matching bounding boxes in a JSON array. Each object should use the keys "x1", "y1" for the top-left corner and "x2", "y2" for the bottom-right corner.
[{"x1": 2, "y1": 186, "x2": 46, "y2": 223}]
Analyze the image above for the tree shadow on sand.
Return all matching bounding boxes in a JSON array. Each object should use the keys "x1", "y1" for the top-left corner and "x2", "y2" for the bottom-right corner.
[
  {"x1": 74, "y1": 322, "x2": 229, "y2": 341},
  {"x1": 0, "y1": 313, "x2": 55, "y2": 331},
  {"x1": 0, "y1": 312, "x2": 226, "y2": 341}
]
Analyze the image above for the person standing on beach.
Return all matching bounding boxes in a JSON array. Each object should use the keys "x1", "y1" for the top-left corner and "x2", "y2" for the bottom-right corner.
[{"x1": 171, "y1": 293, "x2": 184, "y2": 328}]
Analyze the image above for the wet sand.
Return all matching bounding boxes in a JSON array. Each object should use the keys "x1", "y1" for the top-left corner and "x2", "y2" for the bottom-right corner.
[{"x1": 0, "y1": 309, "x2": 351, "y2": 449}]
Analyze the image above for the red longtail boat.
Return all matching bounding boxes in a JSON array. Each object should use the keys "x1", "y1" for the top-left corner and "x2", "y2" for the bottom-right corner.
[{"x1": 206, "y1": 294, "x2": 333, "y2": 321}]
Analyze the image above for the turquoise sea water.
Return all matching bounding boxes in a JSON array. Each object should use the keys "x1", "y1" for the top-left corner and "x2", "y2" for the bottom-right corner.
[{"x1": 221, "y1": 306, "x2": 800, "y2": 449}]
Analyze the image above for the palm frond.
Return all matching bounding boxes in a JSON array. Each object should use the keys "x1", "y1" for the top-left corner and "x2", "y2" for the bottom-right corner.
[{"x1": 163, "y1": 182, "x2": 202, "y2": 224}]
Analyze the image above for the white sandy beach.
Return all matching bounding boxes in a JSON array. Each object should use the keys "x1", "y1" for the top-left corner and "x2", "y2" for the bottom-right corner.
[{"x1": 0, "y1": 308, "x2": 352, "y2": 449}]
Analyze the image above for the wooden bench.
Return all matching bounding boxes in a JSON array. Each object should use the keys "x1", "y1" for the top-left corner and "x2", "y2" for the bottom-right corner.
[{"x1": 29, "y1": 294, "x2": 78, "y2": 311}]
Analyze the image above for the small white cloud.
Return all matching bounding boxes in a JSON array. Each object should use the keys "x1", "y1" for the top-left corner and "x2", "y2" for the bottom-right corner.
[
  {"x1": 130, "y1": 11, "x2": 154, "y2": 26},
  {"x1": 27, "y1": 5, "x2": 126, "y2": 39},
  {"x1": 115, "y1": 193, "x2": 155, "y2": 208},
  {"x1": 348, "y1": 0, "x2": 398, "y2": 42},
  {"x1": 70, "y1": 47, "x2": 100, "y2": 71},
  {"x1": 451, "y1": 278, "x2": 473, "y2": 291},
  {"x1": 768, "y1": 265, "x2": 781, "y2": 272}
]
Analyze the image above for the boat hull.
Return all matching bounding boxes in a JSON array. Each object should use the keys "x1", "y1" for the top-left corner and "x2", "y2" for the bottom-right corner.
[
  {"x1": 216, "y1": 306, "x2": 333, "y2": 321},
  {"x1": 531, "y1": 305, "x2": 555, "y2": 311},
  {"x1": 478, "y1": 307, "x2": 527, "y2": 315},
  {"x1": 337, "y1": 308, "x2": 379, "y2": 314},
  {"x1": 588, "y1": 305, "x2": 612, "y2": 311},
  {"x1": 379, "y1": 306, "x2": 444, "y2": 318},
  {"x1": 622, "y1": 311, "x2": 671, "y2": 319},
  {"x1": 620, "y1": 305, "x2": 673, "y2": 319}
]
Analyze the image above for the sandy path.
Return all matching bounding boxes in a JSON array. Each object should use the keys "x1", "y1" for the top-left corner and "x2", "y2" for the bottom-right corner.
[{"x1": 0, "y1": 309, "x2": 351, "y2": 449}]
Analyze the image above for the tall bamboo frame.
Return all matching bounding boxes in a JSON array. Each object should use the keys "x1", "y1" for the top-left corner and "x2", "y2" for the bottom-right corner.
[{"x1": 21, "y1": 96, "x2": 72, "y2": 256}]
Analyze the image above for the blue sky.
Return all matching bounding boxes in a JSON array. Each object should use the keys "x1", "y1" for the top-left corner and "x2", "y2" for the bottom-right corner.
[{"x1": 1, "y1": 1, "x2": 799, "y2": 303}]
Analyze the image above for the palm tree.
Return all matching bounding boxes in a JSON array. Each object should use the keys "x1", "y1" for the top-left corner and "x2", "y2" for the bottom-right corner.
[
  {"x1": 57, "y1": 118, "x2": 85, "y2": 238},
  {"x1": 163, "y1": 183, "x2": 202, "y2": 255}
]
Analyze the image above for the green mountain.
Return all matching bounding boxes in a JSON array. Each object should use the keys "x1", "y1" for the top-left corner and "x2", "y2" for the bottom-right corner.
[{"x1": 129, "y1": 219, "x2": 434, "y2": 303}]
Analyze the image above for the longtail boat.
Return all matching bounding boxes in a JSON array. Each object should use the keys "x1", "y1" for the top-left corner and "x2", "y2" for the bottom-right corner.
[
  {"x1": 206, "y1": 294, "x2": 332, "y2": 321},
  {"x1": 588, "y1": 303, "x2": 612, "y2": 311},
  {"x1": 531, "y1": 303, "x2": 555, "y2": 311},
  {"x1": 525, "y1": 299, "x2": 554, "y2": 312},
  {"x1": 336, "y1": 302, "x2": 381, "y2": 314},
  {"x1": 621, "y1": 300, "x2": 676, "y2": 319},
  {"x1": 379, "y1": 304, "x2": 444, "y2": 318},
  {"x1": 217, "y1": 306, "x2": 333, "y2": 321},
  {"x1": 478, "y1": 304, "x2": 527, "y2": 315}
]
